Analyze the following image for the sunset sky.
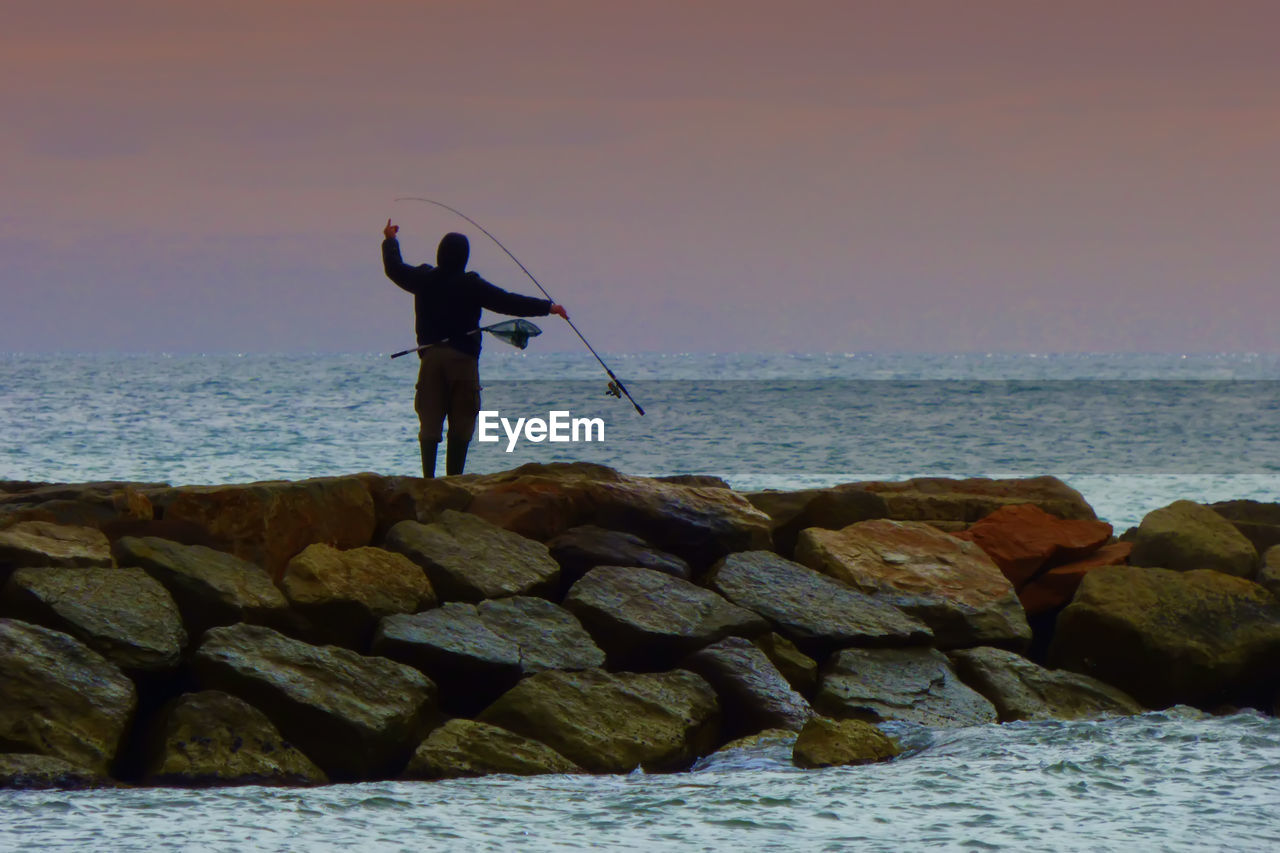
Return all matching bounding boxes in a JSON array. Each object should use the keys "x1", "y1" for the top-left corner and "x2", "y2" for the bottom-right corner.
[{"x1": 3, "y1": 1, "x2": 1277, "y2": 353}]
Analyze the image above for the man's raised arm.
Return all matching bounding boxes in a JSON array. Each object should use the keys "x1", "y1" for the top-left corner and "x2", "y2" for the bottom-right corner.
[{"x1": 381, "y1": 219, "x2": 421, "y2": 293}]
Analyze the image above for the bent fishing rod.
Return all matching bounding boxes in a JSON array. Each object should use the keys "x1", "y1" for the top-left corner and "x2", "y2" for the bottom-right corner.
[{"x1": 395, "y1": 196, "x2": 645, "y2": 416}]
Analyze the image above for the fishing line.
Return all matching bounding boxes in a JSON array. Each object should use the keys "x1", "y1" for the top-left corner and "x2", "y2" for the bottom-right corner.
[{"x1": 394, "y1": 196, "x2": 645, "y2": 415}]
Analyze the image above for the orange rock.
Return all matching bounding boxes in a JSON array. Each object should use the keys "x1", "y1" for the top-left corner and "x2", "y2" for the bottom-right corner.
[
  {"x1": 954, "y1": 504, "x2": 1112, "y2": 588},
  {"x1": 1018, "y1": 542, "x2": 1132, "y2": 616}
]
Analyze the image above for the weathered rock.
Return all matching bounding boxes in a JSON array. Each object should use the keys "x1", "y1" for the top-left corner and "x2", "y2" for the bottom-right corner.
[
  {"x1": 655, "y1": 474, "x2": 732, "y2": 489},
  {"x1": 564, "y1": 566, "x2": 769, "y2": 668},
  {"x1": 547, "y1": 525, "x2": 692, "y2": 586},
  {"x1": 478, "y1": 668, "x2": 720, "y2": 773},
  {"x1": 855, "y1": 476, "x2": 1097, "y2": 523},
  {"x1": 384, "y1": 510, "x2": 559, "y2": 602},
  {"x1": 1258, "y1": 545, "x2": 1280, "y2": 599},
  {"x1": 402, "y1": 718, "x2": 582, "y2": 780},
  {"x1": 112, "y1": 536, "x2": 289, "y2": 638},
  {"x1": 145, "y1": 690, "x2": 328, "y2": 787},
  {"x1": 158, "y1": 476, "x2": 376, "y2": 581},
  {"x1": 373, "y1": 604, "x2": 523, "y2": 714},
  {"x1": 1017, "y1": 542, "x2": 1132, "y2": 616},
  {"x1": 462, "y1": 462, "x2": 772, "y2": 567},
  {"x1": 3, "y1": 566, "x2": 187, "y2": 672},
  {"x1": 815, "y1": 647, "x2": 998, "y2": 727},
  {"x1": 192, "y1": 624, "x2": 436, "y2": 780},
  {"x1": 791, "y1": 716, "x2": 900, "y2": 769},
  {"x1": 949, "y1": 646, "x2": 1143, "y2": 721},
  {"x1": 708, "y1": 551, "x2": 932, "y2": 656},
  {"x1": 746, "y1": 487, "x2": 889, "y2": 557},
  {"x1": 795, "y1": 519, "x2": 1030, "y2": 649},
  {"x1": 281, "y1": 543, "x2": 433, "y2": 648},
  {"x1": 0, "y1": 522, "x2": 112, "y2": 584},
  {"x1": 953, "y1": 504, "x2": 1113, "y2": 587},
  {"x1": 753, "y1": 632, "x2": 819, "y2": 695},
  {"x1": 682, "y1": 637, "x2": 813, "y2": 738},
  {"x1": 475, "y1": 596, "x2": 605, "y2": 674},
  {"x1": 0, "y1": 753, "x2": 116, "y2": 790},
  {"x1": 1129, "y1": 501, "x2": 1258, "y2": 578},
  {"x1": 357, "y1": 473, "x2": 473, "y2": 540},
  {"x1": 1209, "y1": 499, "x2": 1280, "y2": 556},
  {"x1": 0, "y1": 619, "x2": 136, "y2": 774},
  {"x1": 0, "y1": 484, "x2": 154, "y2": 531},
  {"x1": 101, "y1": 517, "x2": 228, "y2": 549},
  {"x1": 1049, "y1": 566, "x2": 1280, "y2": 708}
]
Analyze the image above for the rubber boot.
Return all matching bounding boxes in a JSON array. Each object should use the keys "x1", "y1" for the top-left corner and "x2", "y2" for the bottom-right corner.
[
  {"x1": 420, "y1": 439, "x2": 439, "y2": 479},
  {"x1": 445, "y1": 434, "x2": 470, "y2": 477}
]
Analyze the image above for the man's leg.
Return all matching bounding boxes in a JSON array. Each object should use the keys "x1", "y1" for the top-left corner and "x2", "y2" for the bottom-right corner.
[
  {"x1": 443, "y1": 350, "x2": 482, "y2": 476},
  {"x1": 414, "y1": 352, "x2": 448, "y2": 478}
]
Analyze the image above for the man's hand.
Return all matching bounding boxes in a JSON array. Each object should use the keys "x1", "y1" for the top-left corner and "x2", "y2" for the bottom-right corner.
[
  {"x1": 383, "y1": 219, "x2": 399, "y2": 239},
  {"x1": 550, "y1": 303, "x2": 569, "y2": 320}
]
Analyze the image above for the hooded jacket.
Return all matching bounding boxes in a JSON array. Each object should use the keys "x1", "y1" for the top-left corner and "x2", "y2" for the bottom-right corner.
[{"x1": 382, "y1": 233, "x2": 551, "y2": 358}]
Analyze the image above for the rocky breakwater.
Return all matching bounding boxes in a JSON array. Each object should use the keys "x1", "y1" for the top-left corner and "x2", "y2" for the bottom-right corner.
[{"x1": 0, "y1": 465, "x2": 1277, "y2": 790}]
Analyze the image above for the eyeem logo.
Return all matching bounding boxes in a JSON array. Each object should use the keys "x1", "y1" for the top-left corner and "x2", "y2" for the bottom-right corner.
[{"x1": 477, "y1": 410, "x2": 605, "y2": 452}]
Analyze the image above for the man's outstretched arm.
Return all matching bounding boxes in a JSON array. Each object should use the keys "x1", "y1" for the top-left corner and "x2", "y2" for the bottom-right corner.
[
  {"x1": 476, "y1": 277, "x2": 568, "y2": 319},
  {"x1": 381, "y1": 219, "x2": 422, "y2": 293}
]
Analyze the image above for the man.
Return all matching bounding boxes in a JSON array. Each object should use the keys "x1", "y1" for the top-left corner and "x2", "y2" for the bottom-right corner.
[{"x1": 382, "y1": 219, "x2": 568, "y2": 477}]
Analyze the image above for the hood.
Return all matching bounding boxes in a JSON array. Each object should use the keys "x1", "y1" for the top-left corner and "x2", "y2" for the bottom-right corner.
[{"x1": 436, "y1": 232, "x2": 470, "y2": 272}]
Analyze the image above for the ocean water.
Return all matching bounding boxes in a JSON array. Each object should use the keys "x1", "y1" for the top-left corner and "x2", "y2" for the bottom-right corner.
[{"x1": 2, "y1": 351, "x2": 1280, "y2": 850}]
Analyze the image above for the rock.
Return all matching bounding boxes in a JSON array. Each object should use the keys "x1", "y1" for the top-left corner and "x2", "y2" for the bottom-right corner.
[
  {"x1": 746, "y1": 487, "x2": 888, "y2": 557},
  {"x1": 795, "y1": 519, "x2": 1030, "y2": 649},
  {"x1": 855, "y1": 476, "x2": 1097, "y2": 523},
  {"x1": 384, "y1": 511, "x2": 559, "y2": 602},
  {"x1": 3, "y1": 566, "x2": 187, "y2": 673},
  {"x1": 1017, "y1": 542, "x2": 1132, "y2": 616},
  {"x1": 357, "y1": 473, "x2": 473, "y2": 540},
  {"x1": 0, "y1": 484, "x2": 154, "y2": 531},
  {"x1": 682, "y1": 637, "x2": 813, "y2": 738},
  {"x1": 546, "y1": 525, "x2": 692, "y2": 587},
  {"x1": 0, "y1": 619, "x2": 136, "y2": 774},
  {"x1": 144, "y1": 690, "x2": 328, "y2": 787},
  {"x1": 1129, "y1": 501, "x2": 1258, "y2": 578},
  {"x1": 707, "y1": 551, "x2": 932, "y2": 656},
  {"x1": 281, "y1": 543, "x2": 434, "y2": 648},
  {"x1": 715, "y1": 728, "x2": 797, "y2": 754},
  {"x1": 791, "y1": 716, "x2": 900, "y2": 769},
  {"x1": 112, "y1": 536, "x2": 289, "y2": 638},
  {"x1": 1049, "y1": 566, "x2": 1280, "y2": 708},
  {"x1": 0, "y1": 522, "x2": 112, "y2": 584},
  {"x1": 0, "y1": 753, "x2": 115, "y2": 790},
  {"x1": 101, "y1": 517, "x2": 228, "y2": 549},
  {"x1": 1258, "y1": 546, "x2": 1280, "y2": 599},
  {"x1": 1209, "y1": 499, "x2": 1280, "y2": 556},
  {"x1": 475, "y1": 596, "x2": 605, "y2": 674},
  {"x1": 192, "y1": 624, "x2": 436, "y2": 780},
  {"x1": 372, "y1": 603, "x2": 523, "y2": 713},
  {"x1": 462, "y1": 463, "x2": 772, "y2": 567},
  {"x1": 815, "y1": 647, "x2": 998, "y2": 727},
  {"x1": 157, "y1": 476, "x2": 376, "y2": 581},
  {"x1": 564, "y1": 566, "x2": 768, "y2": 668},
  {"x1": 949, "y1": 646, "x2": 1144, "y2": 721},
  {"x1": 478, "y1": 668, "x2": 720, "y2": 774},
  {"x1": 402, "y1": 718, "x2": 582, "y2": 780},
  {"x1": 655, "y1": 474, "x2": 732, "y2": 489},
  {"x1": 753, "y1": 632, "x2": 818, "y2": 695},
  {"x1": 952, "y1": 504, "x2": 1113, "y2": 587}
]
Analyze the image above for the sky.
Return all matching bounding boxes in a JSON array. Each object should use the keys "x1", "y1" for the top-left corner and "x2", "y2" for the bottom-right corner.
[{"x1": 2, "y1": 0, "x2": 1277, "y2": 353}]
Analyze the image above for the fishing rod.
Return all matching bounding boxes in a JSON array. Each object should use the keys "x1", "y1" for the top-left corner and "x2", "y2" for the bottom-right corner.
[
  {"x1": 394, "y1": 196, "x2": 645, "y2": 416},
  {"x1": 390, "y1": 319, "x2": 541, "y2": 359}
]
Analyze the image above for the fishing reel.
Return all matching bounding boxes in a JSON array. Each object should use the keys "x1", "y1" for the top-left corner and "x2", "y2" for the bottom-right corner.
[{"x1": 606, "y1": 381, "x2": 622, "y2": 398}]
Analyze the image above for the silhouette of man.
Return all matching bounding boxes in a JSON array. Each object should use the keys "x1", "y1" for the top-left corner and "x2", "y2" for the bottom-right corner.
[{"x1": 382, "y1": 220, "x2": 567, "y2": 477}]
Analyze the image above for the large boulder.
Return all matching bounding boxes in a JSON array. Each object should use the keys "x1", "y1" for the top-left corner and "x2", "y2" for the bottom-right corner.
[
  {"x1": 3, "y1": 566, "x2": 187, "y2": 673},
  {"x1": 753, "y1": 632, "x2": 818, "y2": 696},
  {"x1": 546, "y1": 525, "x2": 692, "y2": 587},
  {"x1": 112, "y1": 536, "x2": 289, "y2": 638},
  {"x1": 1049, "y1": 566, "x2": 1280, "y2": 708},
  {"x1": 384, "y1": 511, "x2": 559, "y2": 602},
  {"x1": 745, "y1": 487, "x2": 888, "y2": 557},
  {"x1": 1129, "y1": 501, "x2": 1258, "y2": 578},
  {"x1": 0, "y1": 753, "x2": 115, "y2": 790},
  {"x1": 462, "y1": 463, "x2": 772, "y2": 567},
  {"x1": 192, "y1": 624, "x2": 436, "y2": 780},
  {"x1": 144, "y1": 690, "x2": 328, "y2": 787},
  {"x1": 157, "y1": 476, "x2": 376, "y2": 581},
  {"x1": 794, "y1": 519, "x2": 1030, "y2": 649},
  {"x1": 0, "y1": 619, "x2": 136, "y2": 775},
  {"x1": 1016, "y1": 542, "x2": 1132, "y2": 616},
  {"x1": 1209, "y1": 499, "x2": 1280, "y2": 556},
  {"x1": 952, "y1": 504, "x2": 1113, "y2": 588},
  {"x1": 707, "y1": 551, "x2": 932, "y2": 656},
  {"x1": 949, "y1": 646, "x2": 1143, "y2": 721},
  {"x1": 0, "y1": 522, "x2": 112, "y2": 584},
  {"x1": 356, "y1": 473, "x2": 473, "y2": 540},
  {"x1": 474, "y1": 596, "x2": 605, "y2": 674},
  {"x1": 682, "y1": 637, "x2": 813, "y2": 738},
  {"x1": 281, "y1": 543, "x2": 434, "y2": 648},
  {"x1": 791, "y1": 716, "x2": 900, "y2": 769},
  {"x1": 0, "y1": 483, "x2": 154, "y2": 532},
  {"x1": 815, "y1": 647, "x2": 998, "y2": 727},
  {"x1": 478, "y1": 668, "x2": 720, "y2": 773},
  {"x1": 564, "y1": 566, "x2": 769, "y2": 668},
  {"x1": 402, "y1": 718, "x2": 582, "y2": 780},
  {"x1": 854, "y1": 476, "x2": 1097, "y2": 523}
]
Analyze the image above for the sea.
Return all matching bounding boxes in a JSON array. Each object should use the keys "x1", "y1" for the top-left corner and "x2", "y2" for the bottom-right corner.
[{"x1": 2, "y1": 351, "x2": 1279, "y2": 851}]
